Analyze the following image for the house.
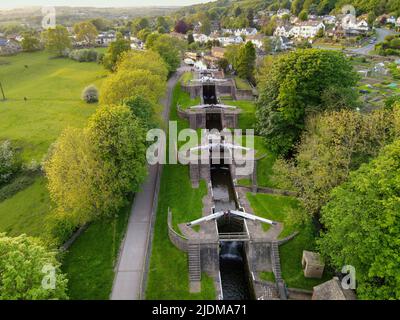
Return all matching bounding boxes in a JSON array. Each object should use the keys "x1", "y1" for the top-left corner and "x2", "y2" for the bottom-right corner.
[
  {"x1": 289, "y1": 21, "x2": 325, "y2": 38},
  {"x1": 0, "y1": 38, "x2": 22, "y2": 55},
  {"x1": 387, "y1": 16, "x2": 397, "y2": 24},
  {"x1": 211, "y1": 47, "x2": 225, "y2": 59},
  {"x1": 193, "y1": 33, "x2": 209, "y2": 43},
  {"x1": 216, "y1": 36, "x2": 244, "y2": 47},
  {"x1": 322, "y1": 15, "x2": 337, "y2": 25},
  {"x1": 234, "y1": 28, "x2": 257, "y2": 37},
  {"x1": 396, "y1": 17, "x2": 400, "y2": 27},
  {"x1": 274, "y1": 25, "x2": 291, "y2": 37},
  {"x1": 342, "y1": 18, "x2": 369, "y2": 35},
  {"x1": 96, "y1": 31, "x2": 117, "y2": 46},
  {"x1": 277, "y1": 8, "x2": 290, "y2": 18},
  {"x1": 247, "y1": 34, "x2": 265, "y2": 49}
]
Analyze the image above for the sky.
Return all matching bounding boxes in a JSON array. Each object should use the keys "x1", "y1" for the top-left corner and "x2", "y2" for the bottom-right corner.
[{"x1": 0, "y1": 0, "x2": 213, "y2": 9}]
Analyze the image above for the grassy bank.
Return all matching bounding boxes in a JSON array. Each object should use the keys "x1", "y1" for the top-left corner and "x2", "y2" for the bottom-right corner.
[
  {"x1": 62, "y1": 203, "x2": 131, "y2": 300},
  {"x1": 247, "y1": 193, "x2": 330, "y2": 290},
  {"x1": 146, "y1": 81, "x2": 216, "y2": 299}
]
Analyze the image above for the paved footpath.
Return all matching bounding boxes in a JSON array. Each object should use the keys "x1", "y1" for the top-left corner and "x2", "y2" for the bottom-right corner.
[{"x1": 110, "y1": 67, "x2": 188, "y2": 300}]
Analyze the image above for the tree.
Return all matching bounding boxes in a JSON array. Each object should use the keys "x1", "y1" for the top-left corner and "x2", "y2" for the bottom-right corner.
[
  {"x1": 21, "y1": 32, "x2": 41, "y2": 52},
  {"x1": 200, "y1": 18, "x2": 212, "y2": 36},
  {"x1": 156, "y1": 16, "x2": 170, "y2": 33},
  {"x1": 86, "y1": 105, "x2": 147, "y2": 207},
  {"x1": 132, "y1": 17, "x2": 150, "y2": 35},
  {"x1": 187, "y1": 32, "x2": 194, "y2": 44},
  {"x1": 116, "y1": 50, "x2": 168, "y2": 81},
  {"x1": 318, "y1": 138, "x2": 400, "y2": 299},
  {"x1": 256, "y1": 49, "x2": 359, "y2": 156},
  {"x1": 73, "y1": 21, "x2": 98, "y2": 46},
  {"x1": 90, "y1": 18, "x2": 112, "y2": 31},
  {"x1": 137, "y1": 28, "x2": 151, "y2": 42},
  {"x1": 100, "y1": 69, "x2": 165, "y2": 105},
  {"x1": 124, "y1": 95, "x2": 157, "y2": 130},
  {"x1": 299, "y1": 9, "x2": 309, "y2": 21},
  {"x1": 247, "y1": 8, "x2": 255, "y2": 27},
  {"x1": 224, "y1": 44, "x2": 241, "y2": 70},
  {"x1": 236, "y1": 41, "x2": 256, "y2": 82},
  {"x1": 291, "y1": 0, "x2": 305, "y2": 15},
  {"x1": 0, "y1": 234, "x2": 68, "y2": 300},
  {"x1": 0, "y1": 141, "x2": 18, "y2": 185},
  {"x1": 45, "y1": 106, "x2": 147, "y2": 227},
  {"x1": 102, "y1": 32, "x2": 131, "y2": 71},
  {"x1": 174, "y1": 20, "x2": 189, "y2": 34},
  {"x1": 45, "y1": 128, "x2": 110, "y2": 225},
  {"x1": 148, "y1": 34, "x2": 185, "y2": 74},
  {"x1": 273, "y1": 107, "x2": 400, "y2": 218},
  {"x1": 41, "y1": 25, "x2": 72, "y2": 57}
]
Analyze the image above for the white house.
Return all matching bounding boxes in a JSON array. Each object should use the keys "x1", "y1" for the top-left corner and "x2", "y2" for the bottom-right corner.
[
  {"x1": 246, "y1": 34, "x2": 265, "y2": 49},
  {"x1": 289, "y1": 21, "x2": 325, "y2": 38},
  {"x1": 274, "y1": 25, "x2": 291, "y2": 37},
  {"x1": 342, "y1": 18, "x2": 369, "y2": 34},
  {"x1": 96, "y1": 31, "x2": 117, "y2": 46},
  {"x1": 193, "y1": 33, "x2": 209, "y2": 43},
  {"x1": 396, "y1": 17, "x2": 400, "y2": 27},
  {"x1": 322, "y1": 15, "x2": 337, "y2": 25},
  {"x1": 220, "y1": 36, "x2": 244, "y2": 46},
  {"x1": 387, "y1": 16, "x2": 397, "y2": 24},
  {"x1": 233, "y1": 28, "x2": 258, "y2": 37}
]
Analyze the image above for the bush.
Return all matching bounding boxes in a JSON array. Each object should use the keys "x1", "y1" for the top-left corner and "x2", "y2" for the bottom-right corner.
[
  {"x1": 68, "y1": 49, "x2": 98, "y2": 62},
  {"x1": 0, "y1": 140, "x2": 19, "y2": 185},
  {"x1": 81, "y1": 85, "x2": 99, "y2": 103},
  {"x1": 45, "y1": 210, "x2": 80, "y2": 246}
]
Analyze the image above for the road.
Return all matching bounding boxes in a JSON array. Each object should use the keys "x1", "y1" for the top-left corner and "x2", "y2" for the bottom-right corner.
[
  {"x1": 110, "y1": 65, "x2": 189, "y2": 300},
  {"x1": 350, "y1": 28, "x2": 397, "y2": 55}
]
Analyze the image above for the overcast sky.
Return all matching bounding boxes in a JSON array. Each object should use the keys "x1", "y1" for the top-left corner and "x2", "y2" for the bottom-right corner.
[{"x1": 0, "y1": 0, "x2": 214, "y2": 9}]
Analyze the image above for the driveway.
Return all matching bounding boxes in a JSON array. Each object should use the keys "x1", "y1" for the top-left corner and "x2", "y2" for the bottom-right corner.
[{"x1": 350, "y1": 28, "x2": 397, "y2": 55}]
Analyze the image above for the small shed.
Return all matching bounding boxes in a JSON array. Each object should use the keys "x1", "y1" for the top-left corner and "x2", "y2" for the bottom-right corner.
[
  {"x1": 312, "y1": 277, "x2": 357, "y2": 300},
  {"x1": 302, "y1": 250, "x2": 325, "y2": 279}
]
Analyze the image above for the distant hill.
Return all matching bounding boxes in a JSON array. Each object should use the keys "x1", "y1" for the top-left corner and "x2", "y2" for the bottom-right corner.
[{"x1": 0, "y1": 6, "x2": 179, "y2": 28}]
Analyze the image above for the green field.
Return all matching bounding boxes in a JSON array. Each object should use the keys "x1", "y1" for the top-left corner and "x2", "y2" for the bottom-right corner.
[
  {"x1": 0, "y1": 51, "x2": 107, "y2": 161},
  {"x1": 247, "y1": 193, "x2": 331, "y2": 290},
  {"x1": 0, "y1": 51, "x2": 107, "y2": 240}
]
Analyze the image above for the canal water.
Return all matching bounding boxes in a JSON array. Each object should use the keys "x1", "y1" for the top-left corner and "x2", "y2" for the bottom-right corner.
[{"x1": 204, "y1": 83, "x2": 252, "y2": 300}]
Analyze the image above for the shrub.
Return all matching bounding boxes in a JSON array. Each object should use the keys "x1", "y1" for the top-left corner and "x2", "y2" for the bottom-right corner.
[
  {"x1": 68, "y1": 49, "x2": 98, "y2": 62},
  {"x1": 0, "y1": 233, "x2": 68, "y2": 299},
  {"x1": 0, "y1": 140, "x2": 19, "y2": 185},
  {"x1": 81, "y1": 85, "x2": 99, "y2": 103}
]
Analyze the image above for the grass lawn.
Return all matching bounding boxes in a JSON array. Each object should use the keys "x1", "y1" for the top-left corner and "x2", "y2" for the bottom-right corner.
[
  {"x1": 0, "y1": 175, "x2": 52, "y2": 238},
  {"x1": 220, "y1": 98, "x2": 256, "y2": 131},
  {"x1": 175, "y1": 74, "x2": 200, "y2": 111},
  {"x1": 146, "y1": 82, "x2": 216, "y2": 299},
  {"x1": 62, "y1": 202, "x2": 131, "y2": 300},
  {"x1": 0, "y1": 50, "x2": 107, "y2": 162},
  {"x1": 0, "y1": 50, "x2": 107, "y2": 239},
  {"x1": 247, "y1": 193, "x2": 330, "y2": 290},
  {"x1": 181, "y1": 71, "x2": 193, "y2": 85},
  {"x1": 234, "y1": 77, "x2": 252, "y2": 90}
]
